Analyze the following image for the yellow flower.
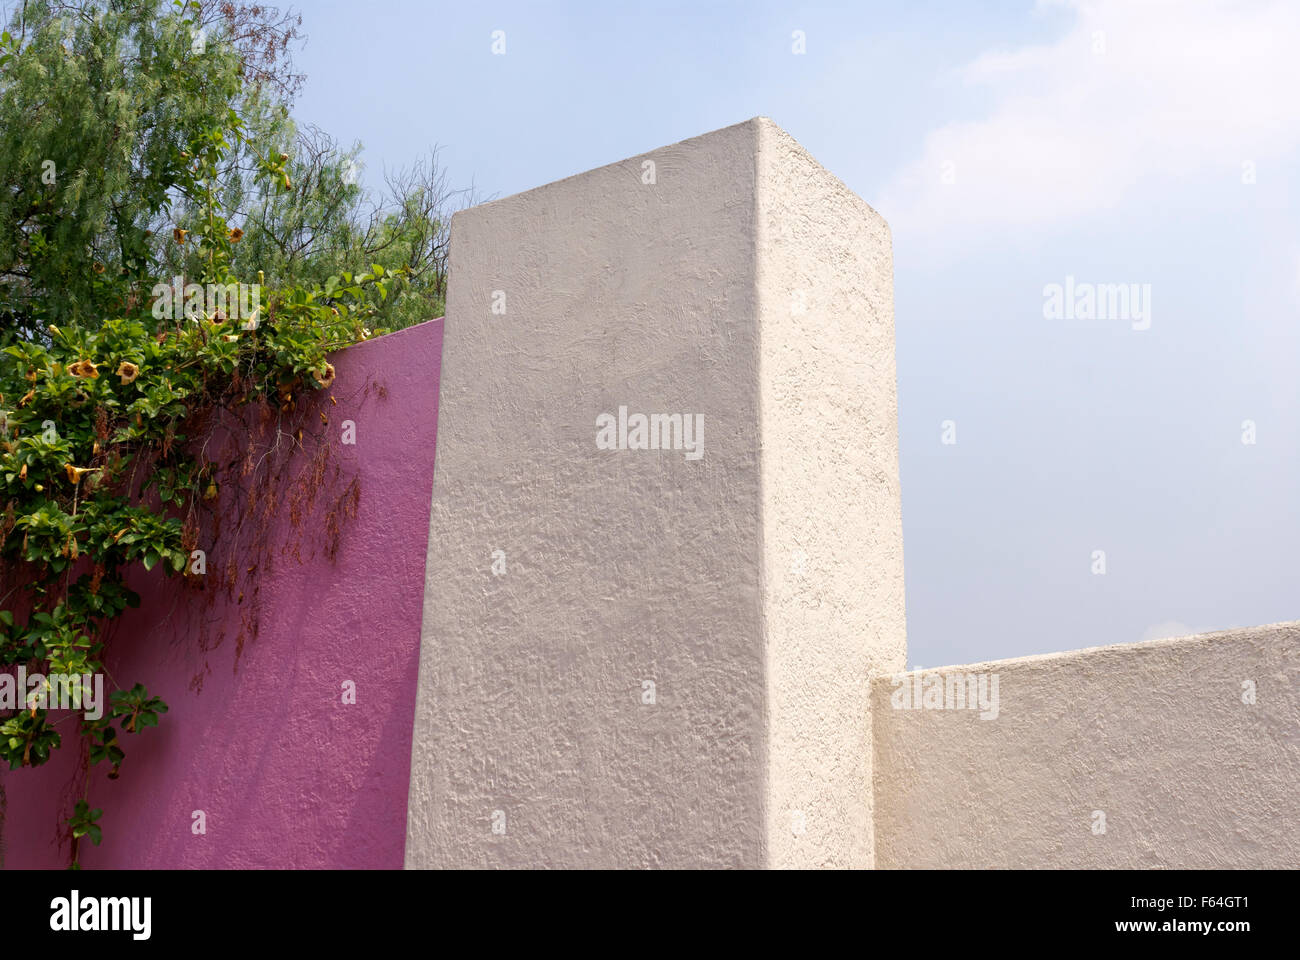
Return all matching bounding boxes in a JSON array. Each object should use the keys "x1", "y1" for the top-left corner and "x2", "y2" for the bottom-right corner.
[
  {"x1": 68, "y1": 360, "x2": 99, "y2": 379},
  {"x1": 228, "y1": 227, "x2": 244, "y2": 242},
  {"x1": 64, "y1": 463, "x2": 97, "y2": 485},
  {"x1": 312, "y1": 363, "x2": 336, "y2": 388},
  {"x1": 116, "y1": 361, "x2": 139, "y2": 384},
  {"x1": 173, "y1": 228, "x2": 187, "y2": 244},
  {"x1": 92, "y1": 261, "x2": 105, "y2": 274}
]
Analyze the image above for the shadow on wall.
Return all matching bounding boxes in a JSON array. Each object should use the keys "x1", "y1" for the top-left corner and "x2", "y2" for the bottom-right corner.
[{"x1": 0, "y1": 318, "x2": 443, "y2": 869}]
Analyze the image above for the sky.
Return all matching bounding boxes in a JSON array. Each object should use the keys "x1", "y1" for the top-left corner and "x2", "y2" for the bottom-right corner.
[{"x1": 289, "y1": 0, "x2": 1300, "y2": 669}]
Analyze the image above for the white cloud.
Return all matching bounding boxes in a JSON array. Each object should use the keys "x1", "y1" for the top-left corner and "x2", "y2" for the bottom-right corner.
[{"x1": 880, "y1": 0, "x2": 1300, "y2": 236}]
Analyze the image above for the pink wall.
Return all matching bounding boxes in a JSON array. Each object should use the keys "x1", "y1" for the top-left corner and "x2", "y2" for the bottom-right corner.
[{"x1": 0, "y1": 318, "x2": 443, "y2": 869}]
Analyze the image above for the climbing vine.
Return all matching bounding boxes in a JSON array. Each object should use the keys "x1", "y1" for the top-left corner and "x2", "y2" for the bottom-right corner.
[{"x1": 0, "y1": 4, "x2": 399, "y2": 866}]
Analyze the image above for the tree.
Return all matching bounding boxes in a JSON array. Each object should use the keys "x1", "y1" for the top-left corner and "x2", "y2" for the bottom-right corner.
[
  {"x1": 0, "y1": 0, "x2": 469, "y2": 341},
  {"x1": 0, "y1": 0, "x2": 463, "y2": 866}
]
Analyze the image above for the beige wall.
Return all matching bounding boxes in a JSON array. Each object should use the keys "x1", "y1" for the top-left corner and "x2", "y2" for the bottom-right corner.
[
  {"x1": 405, "y1": 118, "x2": 903, "y2": 868},
  {"x1": 872, "y1": 622, "x2": 1300, "y2": 868},
  {"x1": 756, "y1": 121, "x2": 905, "y2": 867},
  {"x1": 402, "y1": 117, "x2": 1297, "y2": 871}
]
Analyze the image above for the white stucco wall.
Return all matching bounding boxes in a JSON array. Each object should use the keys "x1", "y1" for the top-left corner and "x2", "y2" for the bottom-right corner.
[
  {"x1": 405, "y1": 118, "x2": 903, "y2": 868},
  {"x1": 872, "y1": 622, "x2": 1300, "y2": 868},
  {"x1": 755, "y1": 121, "x2": 904, "y2": 867},
  {"x1": 401, "y1": 118, "x2": 1296, "y2": 872}
]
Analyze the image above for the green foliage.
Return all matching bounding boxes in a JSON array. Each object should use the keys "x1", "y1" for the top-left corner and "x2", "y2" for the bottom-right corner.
[
  {"x1": 0, "y1": 0, "x2": 415, "y2": 865},
  {"x1": 68, "y1": 799, "x2": 103, "y2": 848},
  {"x1": 213, "y1": 135, "x2": 467, "y2": 328}
]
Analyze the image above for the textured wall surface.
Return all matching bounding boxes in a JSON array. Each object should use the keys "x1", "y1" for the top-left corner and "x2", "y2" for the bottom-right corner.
[
  {"x1": 405, "y1": 118, "x2": 902, "y2": 868},
  {"x1": 407, "y1": 120, "x2": 766, "y2": 868},
  {"x1": 0, "y1": 319, "x2": 442, "y2": 869},
  {"x1": 872, "y1": 622, "x2": 1300, "y2": 868},
  {"x1": 755, "y1": 119, "x2": 904, "y2": 867},
  {"x1": 4, "y1": 119, "x2": 1291, "y2": 871}
]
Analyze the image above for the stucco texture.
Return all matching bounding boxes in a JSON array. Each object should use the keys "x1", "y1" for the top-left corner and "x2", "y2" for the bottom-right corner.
[
  {"x1": 872, "y1": 622, "x2": 1300, "y2": 868},
  {"x1": 0, "y1": 319, "x2": 442, "y2": 869},
  {"x1": 405, "y1": 118, "x2": 902, "y2": 868},
  {"x1": 756, "y1": 120, "x2": 904, "y2": 867}
]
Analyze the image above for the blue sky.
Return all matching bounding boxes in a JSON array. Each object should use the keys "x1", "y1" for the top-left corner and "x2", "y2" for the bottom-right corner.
[{"x1": 292, "y1": 0, "x2": 1300, "y2": 668}]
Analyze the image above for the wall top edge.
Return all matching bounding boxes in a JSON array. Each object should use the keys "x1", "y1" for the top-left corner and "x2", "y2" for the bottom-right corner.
[
  {"x1": 873, "y1": 619, "x2": 1300, "y2": 684},
  {"x1": 451, "y1": 118, "x2": 768, "y2": 225},
  {"x1": 329, "y1": 315, "x2": 444, "y2": 361}
]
